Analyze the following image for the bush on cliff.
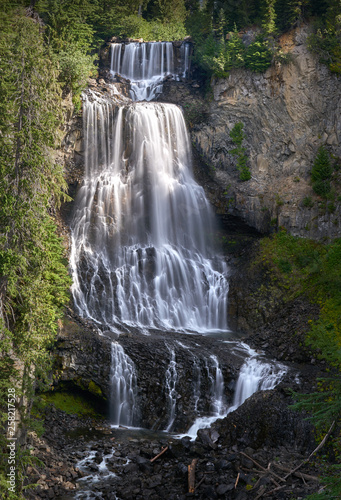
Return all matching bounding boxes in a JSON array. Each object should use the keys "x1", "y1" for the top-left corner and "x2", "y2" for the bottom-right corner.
[{"x1": 311, "y1": 146, "x2": 333, "y2": 198}]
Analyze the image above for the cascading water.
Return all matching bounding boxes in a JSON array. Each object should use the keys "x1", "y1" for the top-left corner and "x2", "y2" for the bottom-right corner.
[
  {"x1": 207, "y1": 355, "x2": 227, "y2": 416},
  {"x1": 184, "y1": 348, "x2": 288, "y2": 440},
  {"x1": 70, "y1": 47, "x2": 228, "y2": 333},
  {"x1": 70, "y1": 39, "x2": 288, "y2": 446},
  {"x1": 109, "y1": 342, "x2": 137, "y2": 426},
  {"x1": 165, "y1": 349, "x2": 178, "y2": 432},
  {"x1": 228, "y1": 355, "x2": 288, "y2": 412},
  {"x1": 110, "y1": 41, "x2": 190, "y2": 100},
  {"x1": 180, "y1": 42, "x2": 190, "y2": 78}
]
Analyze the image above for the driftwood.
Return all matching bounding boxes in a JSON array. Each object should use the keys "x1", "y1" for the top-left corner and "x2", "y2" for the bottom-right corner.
[
  {"x1": 150, "y1": 445, "x2": 168, "y2": 463},
  {"x1": 240, "y1": 452, "x2": 285, "y2": 483},
  {"x1": 236, "y1": 422, "x2": 336, "y2": 498},
  {"x1": 188, "y1": 458, "x2": 198, "y2": 493},
  {"x1": 194, "y1": 475, "x2": 206, "y2": 492},
  {"x1": 283, "y1": 420, "x2": 336, "y2": 481},
  {"x1": 273, "y1": 463, "x2": 319, "y2": 482}
]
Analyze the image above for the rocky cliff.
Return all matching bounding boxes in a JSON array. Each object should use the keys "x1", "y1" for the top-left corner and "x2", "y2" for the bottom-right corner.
[{"x1": 189, "y1": 26, "x2": 341, "y2": 239}]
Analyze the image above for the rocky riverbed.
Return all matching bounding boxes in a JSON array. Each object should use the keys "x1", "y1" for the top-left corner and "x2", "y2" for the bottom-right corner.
[
  {"x1": 24, "y1": 294, "x2": 328, "y2": 500},
  {"x1": 25, "y1": 376, "x2": 322, "y2": 500}
]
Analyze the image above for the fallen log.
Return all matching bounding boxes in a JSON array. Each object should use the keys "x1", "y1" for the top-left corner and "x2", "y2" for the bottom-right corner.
[
  {"x1": 188, "y1": 458, "x2": 198, "y2": 493},
  {"x1": 283, "y1": 420, "x2": 335, "y2": 481},
  {"x1": 273, "y1": 463, "x2": 319, "y2": 482},
  {"x1": 239, "y1": 452, "x2": 285, "y2": 483},
  {"x1": 150, "y1": 445, "x2": 168, "y2": 463}
]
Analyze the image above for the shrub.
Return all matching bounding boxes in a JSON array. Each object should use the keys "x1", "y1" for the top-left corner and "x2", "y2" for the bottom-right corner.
[
  {"x1": 58, "y1": 47, "x2": 96, "y2": 108},
  {"x1": 311, "y1": 146, "x2": 333, "y2": 182},
  {"x1": 117, "y1": 15, "x2": 187, "y2": 41},
  {"x1": 244, "y1": 38, "x2": 273, "y2": 72},
  {"x1": 311, "y1": 146, "x2": 333, "y2": 198},
  {"x1": 229, "y1": 122, "x2": 251, "y2": 181},
  {"x1": 303, "y1": 196, "x2": 314, "y2": 208}
]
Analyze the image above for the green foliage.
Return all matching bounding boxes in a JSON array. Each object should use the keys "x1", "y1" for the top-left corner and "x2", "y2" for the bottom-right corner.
[
  {"x1": 229, "y1": 122, "x2": 251, "y2": 181},
  {"x1": 307, "y1": 0, "x2": 341, "y2": 75},
  {"x1": 275, "y1": 0, "x2": 310, "y2": 32},
  {"x1": 303, "y1": 196, "x2": 314, "y2": 208},
  {"x1": 244, "y1": 38, "x2": 273, "y2": 72},
  {"x1": 188, "y1": 19, "x2": 272, "y2": 78},
  {"x1": 257, "y1": 231, "x2": 341, "y2": 499},
  {"x1": 261, "y1": 0, "x2": 277, "y2": 35},
  {"x1": 58, "y1": 48, "x2": 96, "y2": 108},
  {"x1": 37, "y1": 0, "x2": 97, "y2": 105},
  {"x1": 40, "y1": 390, "x2": 102, "y2": 418},
  {"x1": 0, "y1": 5, "x2": 71, "y2": 497},
  {"x1": 116, "y1": 14, "x2": 187, "y2": 41},
  {"x1": 311, "y1": 146, "x2": 333, "y2": 198}
]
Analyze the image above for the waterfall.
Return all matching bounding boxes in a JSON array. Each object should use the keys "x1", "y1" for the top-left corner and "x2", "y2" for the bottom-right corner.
[
  {"x1": 184, "y1": 353, "x2": 287, "y2": 440},
  {"x1": 192, "y1": 355, "x2": 201, "y2": 414},
  {"x1": 228, "y1": 355, "x2": 288, "y2": 413},
  {"x1": 180, "y1": 42, "x2": 190, "y2": 78},
  {"x1": 70, "y1": 72, "x2": 229, "y2": 333},
  {"x1": 165, "y1": 349, "x2": 178, "y2": 431},
  {"x1": 207, "y1": 355, "x2": 227, "y2": 416},
  {"x1": 109, "y1": 342, "x2": 137, "y2": 426},
  {"x1": 110, "y1": 41, "x2": 190, "y2": 100}
]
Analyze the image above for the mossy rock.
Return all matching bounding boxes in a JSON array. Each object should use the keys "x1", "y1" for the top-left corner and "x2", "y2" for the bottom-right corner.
[
  {"x1": 41, "y1": 390, "x2": 102, "y2": 418},
  {"x1": 88, "y1": 380, "x2": 103, "y2": 397}
]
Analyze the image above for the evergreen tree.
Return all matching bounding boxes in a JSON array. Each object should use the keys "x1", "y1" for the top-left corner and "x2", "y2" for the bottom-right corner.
[
  {"x1": 0, "y1": 6, "x2": 71, "y2": 496},
  {"x1": 38, "y1": 0, "x2": 97, "y2": 106},
  {"x1": 276, "y1": 0, "x2": 309, "y2": 31},
  {"x1": 311, "y1": 146, "x2": 333, "y2": 197},
  {"x1": 261, "y1": 0, "x2": 277, "y2": 35},
  {"x1": 157, "y1": 0, "x2": 187, "y2": 25}
]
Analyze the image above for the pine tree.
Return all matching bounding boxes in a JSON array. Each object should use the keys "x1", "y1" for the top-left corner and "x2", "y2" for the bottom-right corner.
[
  {"x1": 311, "y1": 146, "x2": 333, "y2": 197},
  {"x1": 261, "y1": 0, "x2": 277, "y2": 35},
  {"x1": 157, "y1": 0, "x2": 187, "y2": 24},
  {"x1": 0, "y1": 6, "x2": 71, "y2": 495}
]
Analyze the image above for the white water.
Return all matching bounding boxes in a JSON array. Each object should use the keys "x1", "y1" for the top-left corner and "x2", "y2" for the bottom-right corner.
[
  {"x1": 70, "y1": 94, "x2": 229, "y2": 333},
  {"x1": 165, "y1": 349, "x2": 178, "y2": 431},
  {"x1": 207, "y1": 355, "x2": 227, "y2": 415},
  {"x1": 183, "y1": 351, "x2": 288, "y2": 440},
  {"x1": 110, "y1": 342, "x2": 137, "y2": 426},
  {"x1": 75, "y1": 448, "x2": 117, "y2": 500},
  {"x1": 110, "y1": 41, "x2": 190, "y2": 100},
  {"x1": 228, "y1": 355, "x2": 288, "y2": 413}
]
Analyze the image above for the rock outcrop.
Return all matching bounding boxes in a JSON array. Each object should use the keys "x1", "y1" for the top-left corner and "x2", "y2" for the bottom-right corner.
[
  {"x1": 189, "y1": 26, "x2": 341, "y2": 240},
  {"x1": 54, "y1": 311, "x2": 255, "y2": 433}
]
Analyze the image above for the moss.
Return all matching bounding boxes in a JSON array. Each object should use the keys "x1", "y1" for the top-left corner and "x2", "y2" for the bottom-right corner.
[
  {"x1": 41, "y1": 390, "x2": 102, "y2": 418},
  {"x1": 88, "y1": 380, "x2": 103, "y2": 397}
]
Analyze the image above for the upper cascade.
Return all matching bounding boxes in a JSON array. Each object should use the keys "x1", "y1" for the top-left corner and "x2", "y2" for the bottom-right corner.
[{"x1": 110, "y1": 41, "x2": 190, "y2": 101}]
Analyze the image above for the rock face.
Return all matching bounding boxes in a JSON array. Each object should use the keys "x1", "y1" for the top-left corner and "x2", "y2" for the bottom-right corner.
[
  {"x1": 189, "y1": 26, "x2": 341, "y2": 240},
  {"x1": 54, "y1": 311, "x2": 253, "y2": 433}
]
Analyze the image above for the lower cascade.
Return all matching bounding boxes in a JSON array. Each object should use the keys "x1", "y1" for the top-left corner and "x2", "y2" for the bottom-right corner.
[
  {"x1": 165, "y1": 349, "x2": 177, "y2": 432},
  {"x1": 110, "y1": 342, "x2": 138, "y2": 426},
  {"x1": 184, "y1": 348, "x2": 288, "y2": 440}
]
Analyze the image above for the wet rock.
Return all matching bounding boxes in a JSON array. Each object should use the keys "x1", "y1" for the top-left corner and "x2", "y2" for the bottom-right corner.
[{"x1": 216, "y1": 483, "x2": 234, "y2": 495}]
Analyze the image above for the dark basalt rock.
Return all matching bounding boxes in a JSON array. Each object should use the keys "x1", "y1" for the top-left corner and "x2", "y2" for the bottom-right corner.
[
  {"x1": 54, "y1": 309, "x2": 249, "y2": 433},
  {"x1": 25, "y1": 384, "x2": 320, "y2": 499}
]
